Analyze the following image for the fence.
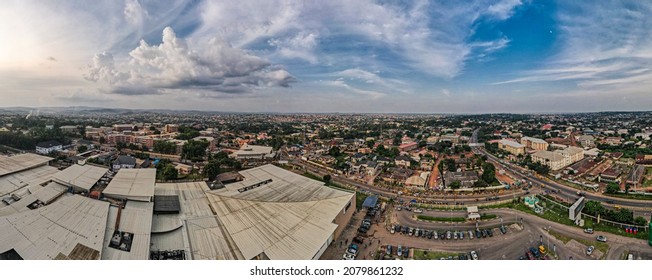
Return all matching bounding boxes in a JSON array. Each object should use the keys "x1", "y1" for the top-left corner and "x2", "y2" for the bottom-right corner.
[{"x1": 536, "y1": 194, "x2": 648, "y2": 233}]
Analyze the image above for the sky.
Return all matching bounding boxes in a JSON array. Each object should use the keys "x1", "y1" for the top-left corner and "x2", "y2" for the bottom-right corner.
[{"x1": 1, "y1": 0, "x2": 651, "y2": 113}]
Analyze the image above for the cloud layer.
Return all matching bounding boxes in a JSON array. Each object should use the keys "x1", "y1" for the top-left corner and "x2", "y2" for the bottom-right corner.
[{"x1": 86, "y1": 27, "x2": 295, "y2": 95}]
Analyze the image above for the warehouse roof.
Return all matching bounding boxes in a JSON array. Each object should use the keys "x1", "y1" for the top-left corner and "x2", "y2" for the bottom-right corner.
[
  {"x1": 53, "y1": 164, "x2": 108, "y2": 191},
  {"x1": 101, "y1": 201, "x2": 154, "y2": 260},
  {"x1": 521, "y1": 136, "x2": 548, "y2": 144},
  {"x1": 231, "y1": 144, "x2": 273, "y2": 157},
  {"x1": 0, "y1": 165, "x2": 58, "y2": 197},
  {"x1": 0, "y1": 153, "x2": 52, "y2": 177},
  {"x1": 204, "y1": 164, "x2": 354, "y2": 260},
  {"x1": 0, "y1": 195, "x2": 110, "y2": 259},
  {"x1": 499, "y1": 139, "x2": 525, "y2": 148},
  {"x1": 103, "y1": 169, "x2": 156, "y2": 202}
]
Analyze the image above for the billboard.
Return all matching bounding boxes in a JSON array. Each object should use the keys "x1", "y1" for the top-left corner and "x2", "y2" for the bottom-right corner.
[{"x1": 568, "y1": 197, "x2": 585, "y2": 221}]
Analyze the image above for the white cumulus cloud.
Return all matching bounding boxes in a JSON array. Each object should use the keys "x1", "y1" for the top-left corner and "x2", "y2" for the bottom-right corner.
[{"x1": 86, "y1": 26, "x2": 296, "y2": 95}]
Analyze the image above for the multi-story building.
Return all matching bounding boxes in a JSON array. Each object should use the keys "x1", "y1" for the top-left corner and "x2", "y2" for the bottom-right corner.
[
  {"x1": 498, "y1": 139, "x2": 525, "y2": 155},
  {"x1": 531, "y1": 146, "x2": 585, "y2": 171},
  {"x1": 521, "y1": 136, "x2": 549, "y2": 151},
  {"x1": 164, "y1": 124, "x2": 179, "y2": 133},
  {"x1": 36, "y1": 140, "x2": 63, "y2": 154}
]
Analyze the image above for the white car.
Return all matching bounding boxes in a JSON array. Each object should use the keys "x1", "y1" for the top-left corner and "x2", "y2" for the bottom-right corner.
[
  {"x1": 413, "y1": 209, "x2": 423, "y2": 213},
  {"x1": 390, "y1": 225, "x2": 396, "y2": 234},
  {"x1": 586, "y1": 246, "x2": 594, "y2": 255},
  {"x1": 596, "y1": 235, "x2": 607, "y2": 242},
  {"x1": 470, "y1": 251, "x2": 479, "y2": 260},
  {"x1": 342, "y1": 253, "x2": 355, "y2": 260}
]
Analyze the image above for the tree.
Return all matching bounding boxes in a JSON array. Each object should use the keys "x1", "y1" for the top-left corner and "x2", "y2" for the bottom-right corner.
[
  {"x1": 323, "y1": 174, "x2": 331, "y2": 183},
  {"x1": 328, "y1": 146, "x2": 341, "y2": 157},
  {"x1": 366, "y1": 140, "x2": 375, "y2": 148},
  {"x1": 473, "y1": 179, "x2": 488, "y2": 188},
  {"x1": 153, "y1": 140, "x2": 177, "y2": 154},
  {"x1": 634, "y1": 216, "x2": 648, "y2": 226},
  {"x1": 449, "y1": 180, "x2": 461, "y2": 189},
  {"x1": 583, "y1": 201, "x2": 604, "y2": 216},
  {"x1": 481, "y1": 162, "x2": 497, "y2": 184},
  {"x1": 181, "y1": 140, "x2": 209, "y2": 161},
  {"x1": 77, "y1": 145, "x2": 88, "y2": 153},
  {"x1": 99, "y1": 137, "x2": 106, "y2": 144},
  {"x1": 203, "y1": 160, "x2": 220, "y2": 181},
  {"x1": 161, "y1": 164, "x2": 178, "y2": 181},
  {"x1": 605, "y1": 183, "x2": 620, "y2": 194}
]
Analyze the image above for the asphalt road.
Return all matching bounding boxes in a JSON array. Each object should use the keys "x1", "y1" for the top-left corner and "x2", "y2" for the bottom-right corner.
[
  {"x1": 291, "y1": 159, "x2": 526, "y2": 205},
  {"x1": 386, "y1": 207, "x2": 652, "y2": 260},
  {"x1": 476, "y1": 147, "x2": 652, "y2": 210}
]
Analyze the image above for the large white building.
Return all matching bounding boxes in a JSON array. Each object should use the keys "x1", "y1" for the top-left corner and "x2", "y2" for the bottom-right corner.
[
  {"x1": 231, "y1": 144, "x2": 274, "y2": 160},
  {"x1": 532, "y1": 146, "x2": 585, "y2": 171},
  {"x1": 151, "y1": 164, "x2": 355, "y2": 260}
]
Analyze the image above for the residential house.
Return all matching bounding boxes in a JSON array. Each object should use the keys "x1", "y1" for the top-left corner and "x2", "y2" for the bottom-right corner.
[
  {"x1": 112, "y1": 155, "x2": 136, "y2": 171},
  {"x1": 36, "y1": 140, "x2": 63, "y2": 154}
]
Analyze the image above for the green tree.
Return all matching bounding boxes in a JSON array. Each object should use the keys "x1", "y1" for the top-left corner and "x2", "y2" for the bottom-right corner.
[
  {"x1": 77, "y1": 145, "x2": 88, "y2": 153},
  {"x1": 182, "y1": 140, "x2": 209, "y2": 161},
  {"x1": 583, "y1": 200, "x2": 604, "y2": 216},
  {"x1": 203, "y1": 160, "x2": 221, "y2": 181},
  {"x1": 449, "y1": 180, "x2": 461, "y2": 189},
  {"x1": 634, "y1": 216, "x2": 648, "y2": 226},
  {"x1": 161, "y1": 164, "x2": 178, "y2": 181},
  {"x1": 605, "y1": 183, "x2": 620, "y2": 194},
  {"x1": 481, "y1": 162, "x2": 497, "y2": 184},
  {"x1": 473, "y1": 179, "x2": 488, "y2": 188},
  {"x1": 153, "y1": 140, "x2": 177, "y2": 154},
  {"x1": 323, "y1": 174, "x2": 331, "y2": 183},
  {"x1": 99, "y1": 137, "x2": 106, "y2": 144}
]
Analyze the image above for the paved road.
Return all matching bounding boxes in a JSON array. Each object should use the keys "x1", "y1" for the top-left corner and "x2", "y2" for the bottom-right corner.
[
  {"x1": 292, "y1": 159, "x2": 526, "y2": 205},
  {"x1": 474, "y1": 146, "x2": 652, "y2": 210},
  {"x1": 388, "y1": 206, "x2": 652, "y2": 260}
]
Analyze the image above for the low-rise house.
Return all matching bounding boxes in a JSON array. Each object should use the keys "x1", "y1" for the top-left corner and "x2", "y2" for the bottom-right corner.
[
  {"x1": 36, "y1": 140, "x2": 63, "y2": 154},
  {"x1": 112, "y1": 155, "x2": 136, "y2": 171},
  {"x1": 394, "y1": 155, "x2": 412, "y2": 167}
]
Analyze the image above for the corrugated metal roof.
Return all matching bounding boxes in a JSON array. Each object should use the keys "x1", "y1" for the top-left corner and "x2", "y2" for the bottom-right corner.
[
  {"x1": 103, "y1": 169, "x2": 155, "y2": 201},
  {"x1": 101, "y1": 201, "x2": 153, "y2": 260},
  {"x1": 0, "y1": 153, "x2": 52, "y2": 177},
  {"x1": 0, "y1": 165, "x2": 58, "y2": 197},
  {"x1": 0, "y1": 195, "x2": 110, "y2": 260},
  {"x1": 53, "y1": 164, "x2": 107, "y2": 191},
  {"x1": 203, "y1": 164, "x2": 353, "y2": 260}
]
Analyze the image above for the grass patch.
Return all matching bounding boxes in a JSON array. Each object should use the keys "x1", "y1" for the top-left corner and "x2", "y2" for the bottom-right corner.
[
  {"x1": 549, "y1": 229, "x2": 609, "y2": 259},
  {"x1": 480, "y1": 214, "x2": 497, "y2": 220},
  {"x1": 356, "y1": 191, "x2": 369, "y2": 210},
  {"x1": 583, "y1": 219, "x2": 647, "y2": 240},
  {"x1": 514, "y1": 203, "x2": 575, "y2": 226},
  {"x1": 417, "y1": 215, "x2": 466, "y2": 222},
  {"x1": 413, "y1": 249, "x2": 462, "y2": 260},
  {"x1": 479, "y1": 201, "x2": 516, "y2": 209},
  {"x1": 604, "y1": 192, "x2": 652, "y2": 201}
]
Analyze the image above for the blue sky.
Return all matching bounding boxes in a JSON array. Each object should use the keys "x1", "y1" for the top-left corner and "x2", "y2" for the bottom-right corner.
[{"x1": 0, "y1": 0, "x2": 651, "y2": 113}]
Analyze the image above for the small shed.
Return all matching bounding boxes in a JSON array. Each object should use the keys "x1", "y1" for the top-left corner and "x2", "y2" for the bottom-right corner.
[
  {"x1": 467, "y1": 206, "x2": 480, "y2": 220},
  {"x1": 362, "y1": 195, "x2": 378, "y2": 209}
]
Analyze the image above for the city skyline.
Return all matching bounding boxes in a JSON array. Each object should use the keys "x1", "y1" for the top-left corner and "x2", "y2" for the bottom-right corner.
[{"x1": 1, "y1": 0, "x2": 651, "y2": 113}]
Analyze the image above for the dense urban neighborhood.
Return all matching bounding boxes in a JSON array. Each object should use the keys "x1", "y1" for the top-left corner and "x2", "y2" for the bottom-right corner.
[{"x1": 0, "y1": 108, "x2": 651, "y2": 260}]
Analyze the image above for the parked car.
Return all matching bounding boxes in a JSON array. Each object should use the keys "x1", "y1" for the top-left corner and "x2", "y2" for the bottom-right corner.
[
  {"x1": 446, "y1": 231, "x2": 452, "y2": 240},
  {"x1": 453, "y1": 231, "x2": 458, "y2": 240},
  {"x1": 500, "y1": 225, "x2": 507, "y2": 234},
  {"x1": 395, "y1": 225, "x2": 402, "y2": 233},
  {"x1": 396, "y1": 206, "x2": 402, "y2": 211},
  {"x1": 387, "y1": 245, "x2": 393, "y2": 255},
  {"x1": 433, "y1": 230, "x2": 439, "y2": 240},
  {"x1": 415, "y1": 228, "x2": 421, "y2": 237},
  {"x1": 470, "y1": 251, "x2": 479, "y2": 260},
  {"x1": 596, "y1": 235, "x2": 607, "y2": 242},
  {"x1": 397, "y1": 245, "x2": 403, "y2": 256},
  {"x1": 403, "y1": 246, "x2": 409, "y2": 258},
  {"x1": 413, "y1": 208, "x2": 423, "y2": 213},
  {"x1": 468, "y1": 230, "x2": 474, "y2": 239},
  {"x1": 353, "y1": 236, "x2": 364, "y2": 244},
  {"x1": 481, "y1": 230, "x2": 487, "y2": 238},
  {"x1": 342, "y1": 253, "x2": 355, "y2": 260},
  {"x1": 487, "y1": 229, "x2": 493, "y2": 237},
  {"x1": 475, "y1": 229, "x2": 481, "y2": 239},
  {"x1": 459, "y1": 231, "x2": 464, "y2": 240},
  {"x1": 583, "y1": 228, "x2": 594, "y2": 234},
  {"x1": 390, "y1": 225, "x2": 395, "y2": 234},
  {"x1": 586, "y1": 245, "x2": 594, "y2": 255},
  {"x1": 409, "y1": 228, "x2": 414, "y2": 236}
]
